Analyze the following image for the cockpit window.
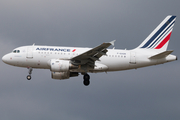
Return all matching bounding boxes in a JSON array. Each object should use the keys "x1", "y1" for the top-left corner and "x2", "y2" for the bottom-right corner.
[{"x1": 12, "y1": 50, "x2": 20, "y2": 53}]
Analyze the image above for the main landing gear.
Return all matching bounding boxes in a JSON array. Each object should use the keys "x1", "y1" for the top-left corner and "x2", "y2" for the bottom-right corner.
[
  {"x1": 27, "y1": 67, "x2": 33, "y2": 80},
  {"x1": 83, "y1": 74, "x2": 90, "y2": 86}
]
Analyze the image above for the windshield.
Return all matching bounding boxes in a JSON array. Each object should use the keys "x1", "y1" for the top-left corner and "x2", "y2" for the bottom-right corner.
[{"x1": 12, "y1": 50, "x2": 20, "y2": 53}]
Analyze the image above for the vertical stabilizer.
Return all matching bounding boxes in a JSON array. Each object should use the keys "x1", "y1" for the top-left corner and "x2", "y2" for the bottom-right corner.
[{"x1": 136, "y1": 15, "x2": 176, "y2": 52}]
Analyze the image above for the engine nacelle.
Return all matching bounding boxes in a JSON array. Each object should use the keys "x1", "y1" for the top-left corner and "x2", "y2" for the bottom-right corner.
[
  {"x1": 51, "y1": 72, "x2": 79, "y2": 80},
  {"x1": 50, "y1": 59, "x2": 78, "y2": 72},
  {"x1": 50, "y1": 59, "x2": 69, "y2": 72},
  {"x1": 51, "y1": 71, "x2": 69, "y2": 79}
]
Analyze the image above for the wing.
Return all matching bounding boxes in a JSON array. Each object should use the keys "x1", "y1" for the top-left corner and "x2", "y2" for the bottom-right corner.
[{"x1": 71, "y1": 40, "x2": 116, "y2": 67}]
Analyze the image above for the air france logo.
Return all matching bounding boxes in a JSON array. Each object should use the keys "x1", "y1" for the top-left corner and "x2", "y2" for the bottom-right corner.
[
  {"x1": 36, "y1": 48, "x2": 71, "y2": 52},
  {"x1": 72, "y1": 49, "x2": 76, "y2": 52}
]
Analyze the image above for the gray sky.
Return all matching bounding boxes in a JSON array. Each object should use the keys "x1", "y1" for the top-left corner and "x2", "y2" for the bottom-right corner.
[{"x1": 0, "y1": 0, "x2": 180, "y2": 120}]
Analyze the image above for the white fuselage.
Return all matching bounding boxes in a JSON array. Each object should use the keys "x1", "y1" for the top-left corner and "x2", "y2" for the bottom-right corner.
[{"x1": 2, "y1": 45, "x2": 177, "y2": 73}]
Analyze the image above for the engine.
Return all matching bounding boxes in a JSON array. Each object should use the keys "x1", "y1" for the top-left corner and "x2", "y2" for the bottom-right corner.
[
  {"x1": 49, "y1": 59, "x2": 78, "y2": 72},
  {"x1": 51, "y1": 71, "x2": 79, "y2": 80},
  {"x1": 49, "y1": 59, "x2": 79, "y2": 80}
]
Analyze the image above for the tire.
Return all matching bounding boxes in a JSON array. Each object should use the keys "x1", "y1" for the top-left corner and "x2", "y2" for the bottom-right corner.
[
  {"x1": 83, "y1": 80, "x2": 90, "y2": 86},
  {"x1": 27, "y1": 75, "x2": 31, "y2": 80},
  {"x1": 83, "y1": 74, "x2": 90, "y2": 80}
]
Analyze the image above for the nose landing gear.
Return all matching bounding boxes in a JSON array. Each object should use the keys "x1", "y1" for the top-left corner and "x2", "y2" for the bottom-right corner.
[{"x1": 27, "y1": 67, "x2": 33, "y2": 80}]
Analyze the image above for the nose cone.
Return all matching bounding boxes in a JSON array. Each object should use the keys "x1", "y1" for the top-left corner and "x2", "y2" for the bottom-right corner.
[
  {"x1": 2, "y1": 54, "x2": 8, "y2": 63},
  {"x1": 2, "y1": 54, "x2": 11, "y2": 64}
]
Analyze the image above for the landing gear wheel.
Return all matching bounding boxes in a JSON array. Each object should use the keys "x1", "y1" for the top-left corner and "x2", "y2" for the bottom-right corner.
[
  {"x1": 83, "y1": 74, "x2": 90, "y2": 86},
  {"x1": 83, "y1": 74, "x2": 90, "y2": 80},
  {"x1": 83, "y1": 80, "x2": 90, "y2": 86},
  {"x1": 27, "y1": 75, "x2": 31, "y2": 80},
  {"x1": 27, "y1": 67, "x2": 33, "y2": 80}
]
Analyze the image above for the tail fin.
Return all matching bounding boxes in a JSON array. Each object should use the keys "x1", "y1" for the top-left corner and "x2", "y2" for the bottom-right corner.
[{"x1": 136, "y1": 15, "x2": 176, "y2": 52}]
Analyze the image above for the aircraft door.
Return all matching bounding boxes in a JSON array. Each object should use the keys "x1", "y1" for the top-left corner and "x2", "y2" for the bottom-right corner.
[
  {"x1": 26, "y1": 47, "x2": 34, "y2": 58},
  {"x1": 130, "y1": 52, "x2": 136, "y2": 64}
]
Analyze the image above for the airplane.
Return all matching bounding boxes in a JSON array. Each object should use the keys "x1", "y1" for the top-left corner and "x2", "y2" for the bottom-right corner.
[{"x1": 2, "y1": 15, "x2": 177, "y2": 86}]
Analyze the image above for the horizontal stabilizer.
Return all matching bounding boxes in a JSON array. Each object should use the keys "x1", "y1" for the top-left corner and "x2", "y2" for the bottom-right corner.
[{"x1": 149, "y1": 50, "x2": 173, "y2": 59}]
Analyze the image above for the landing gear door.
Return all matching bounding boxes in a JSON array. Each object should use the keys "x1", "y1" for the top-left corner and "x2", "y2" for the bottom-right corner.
[
  {"x1": 26, "y1": 47, "x2": 34, "y2": 58},
  {"x1": 130, "y1": 52, "x2": 136, "y2": 64}
]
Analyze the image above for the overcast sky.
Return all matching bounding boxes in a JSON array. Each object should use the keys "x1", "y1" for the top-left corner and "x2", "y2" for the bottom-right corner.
[{"x1": 0, "y1": 0, "x2": 180, "y2": 120}]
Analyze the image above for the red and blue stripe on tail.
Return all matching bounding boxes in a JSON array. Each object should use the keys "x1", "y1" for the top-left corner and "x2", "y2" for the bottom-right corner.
[{"x1": 137, "y1": 15, "x2": 176, "y2": 51}]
